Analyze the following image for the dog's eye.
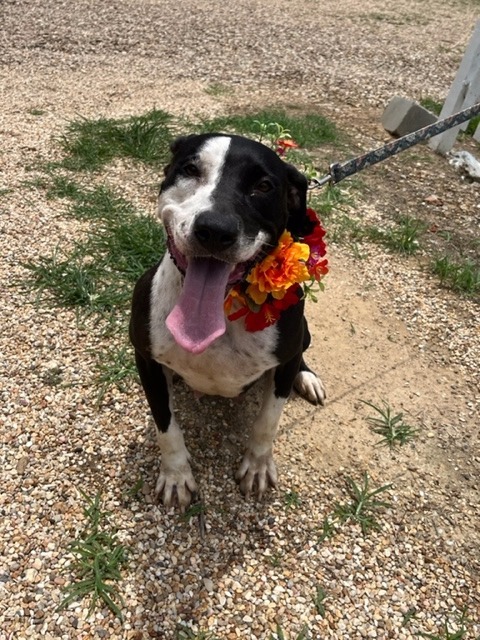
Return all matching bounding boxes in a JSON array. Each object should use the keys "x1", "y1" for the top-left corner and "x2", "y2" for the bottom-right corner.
[
  {"x1": 182, "y1": 162, "x2": 200, "y2": 178},
  {"x1": 252, "y1": 179, "x2": 273, "y2": 195}
]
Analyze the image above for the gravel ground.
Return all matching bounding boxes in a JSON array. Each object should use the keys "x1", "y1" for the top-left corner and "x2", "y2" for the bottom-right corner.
[{"x1": 1, "y1": 0, "x2": 479, "y2": 638}]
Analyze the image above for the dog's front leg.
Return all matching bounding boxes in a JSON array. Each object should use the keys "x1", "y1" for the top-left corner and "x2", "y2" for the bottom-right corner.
[
  {"x1": 134, "y1": 351, "x2": 197, "y2": 510},
  {"x1": 236, "y1": 355, "x2": 301, "y2": 498}
]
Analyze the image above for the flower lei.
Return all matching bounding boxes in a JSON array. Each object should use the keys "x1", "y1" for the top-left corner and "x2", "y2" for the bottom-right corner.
[{"x1": 224, "y1": 207, "x2": 328, "y2": 332}]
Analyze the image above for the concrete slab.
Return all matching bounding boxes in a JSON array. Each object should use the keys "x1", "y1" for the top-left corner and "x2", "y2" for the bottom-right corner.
[{"x1": 382, "y1": 96, "x2": 437, "y2": 137}]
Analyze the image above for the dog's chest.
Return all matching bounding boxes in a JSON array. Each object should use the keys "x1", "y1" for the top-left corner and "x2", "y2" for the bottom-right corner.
[
  {"x1": 156, "y1": 326, "x2": 278, "y2": 397},
  {"x1": 148, "y1": 257, "x2": 279, "y2": 396}
]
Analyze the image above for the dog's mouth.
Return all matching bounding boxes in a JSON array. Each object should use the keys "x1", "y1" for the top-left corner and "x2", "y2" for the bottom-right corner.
[
  {"x1": 165, "y1": 234, "x2": 256, "y2": 355},
  {"x1": 166, "y1": 234, "x2": 251, "y2": 284}
]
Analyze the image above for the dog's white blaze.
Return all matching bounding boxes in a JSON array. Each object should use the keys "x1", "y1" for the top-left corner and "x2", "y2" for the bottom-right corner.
[{"x1": 158, "y1": 136, "x2": 232, "y2": 255}]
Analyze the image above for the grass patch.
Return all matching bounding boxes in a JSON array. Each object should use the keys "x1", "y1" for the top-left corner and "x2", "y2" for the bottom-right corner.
[
  {"x1": 59, "y1": 109, "x2": 174, "y2": 171},
  {"x1": 384, "y1": 215, "x2": 426, "y2": 254},
  {"x1": 196, "y1": 109, "x2": 339, "y2": 148},
  {"x1": 23, "y1": 180, "x2": 164, "y2": 398},
  {"x1": 433, "y1": 255, "x2": 480, "y2": 295},
  {"x1": 24, "y1": 249, "x2": 110, "y2": 312},
  {"x1": 365, "y1": 215, "x2": 426, "y2": 254},
  {"x1": 46, "y1": 174, "x2": 85, "y2": 200},
  {"x1": 419, "y1": 97, "x2": 442, "y2": 116},
  {"x1": 465, "y1": 114, "x2": 480, "y2": 137},
  {"x1": 58, "y1": 491, "x2": 127, "y2": 620},
  {"x1": 24, "y1": 183, "x2": 165, "y2": 318},
  {"x1": 362, "y1": 400, "x2": 418, "y2": 448}
]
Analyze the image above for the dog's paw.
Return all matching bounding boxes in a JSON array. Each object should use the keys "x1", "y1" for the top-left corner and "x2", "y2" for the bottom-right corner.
[
  {"x1": 235, "y1": 449, "x2": 277, "y2": 499},
  {"x1": 294, "y1": 370, "x2": 326, "y2": 405},
  {"x1": 155, "y1": 463, "x2": 197, "y2": 511}
]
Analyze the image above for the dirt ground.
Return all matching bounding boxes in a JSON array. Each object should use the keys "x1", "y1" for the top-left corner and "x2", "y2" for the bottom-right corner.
[{"x1": 0, "y1": 0, "x2": 479, "y2": 638}]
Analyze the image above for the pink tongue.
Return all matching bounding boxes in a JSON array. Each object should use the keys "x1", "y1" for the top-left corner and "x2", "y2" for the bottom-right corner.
[{"x1": 166, "y1": 257, "x2": 232, "y2": 354}]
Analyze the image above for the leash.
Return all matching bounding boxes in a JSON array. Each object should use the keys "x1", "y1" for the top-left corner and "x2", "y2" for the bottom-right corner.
[{"x1": 309, "y1": 101, "x2": 480, "y2": 189}]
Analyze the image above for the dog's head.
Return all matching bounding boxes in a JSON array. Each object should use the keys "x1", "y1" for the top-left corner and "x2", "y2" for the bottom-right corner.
[
  {"x1": 159, "y1": 133, "x2": 311, "y2": 272},
  {"x1": 158, "y1": 133, "x2": 312, "y2": 353}
]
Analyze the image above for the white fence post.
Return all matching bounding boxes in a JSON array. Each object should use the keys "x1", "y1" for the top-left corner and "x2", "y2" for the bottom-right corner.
[{"x1": 429, "y1": 20, "x2": 480, "y2": 154}]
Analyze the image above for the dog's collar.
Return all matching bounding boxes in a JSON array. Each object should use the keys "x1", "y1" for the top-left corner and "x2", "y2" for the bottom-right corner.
[{"x1": 224, "y1": 208, "x2": 328, "y2": 332}]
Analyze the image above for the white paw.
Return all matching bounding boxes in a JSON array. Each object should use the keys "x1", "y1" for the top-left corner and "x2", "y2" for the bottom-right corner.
[
  {"x1": 235, "y1": 448, "x2": 277, "y2": 498},
  {"x1": 294, "y1": 370, "x2": 326, "y2": 405},
  {"x1": 155, "y1": 463, "x2": 197, "y2": 511}
]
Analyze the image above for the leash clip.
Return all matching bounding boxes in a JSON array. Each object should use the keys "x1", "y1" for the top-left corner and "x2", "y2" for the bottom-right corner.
[{"x1": 308, "y1": 172, "x2": 332, "y2": 190}]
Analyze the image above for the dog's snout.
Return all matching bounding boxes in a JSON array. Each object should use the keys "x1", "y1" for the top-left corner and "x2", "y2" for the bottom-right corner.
[{"x1": 193, "y1": 213, "x2": 239, "y2": 253}]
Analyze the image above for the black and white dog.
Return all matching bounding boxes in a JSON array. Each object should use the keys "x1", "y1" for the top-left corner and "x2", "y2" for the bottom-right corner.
[{"x1": 129, "y1": 133, "x2": 325, "y2": 510}]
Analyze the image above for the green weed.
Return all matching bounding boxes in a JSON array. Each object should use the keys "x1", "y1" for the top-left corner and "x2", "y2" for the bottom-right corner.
[
  {"x1": 363, "y1": 215, "x2": 426, "y2": 254},
  {"x1": 24, "y1": 249, "x2": 107, "y2": 312},
  {"x1": 267, "y1": 552, "x2": 283, "y2": 567},
  {"x1": 389, "y1": 215, "x2": 426, "y2": 253},
  {"x1": 204, "y1": 82, "x2": 234, "y2": 97},
  {"x1": 46, "y1": 174, "x2": 85, "y2": 200},
  {"x1": 269, "y1": 623, "x2": 310, "y2": 640},
  {"x1": 317, "y1": 515, "x2": 336, "y2": 542},
  {"x1": 180, "y1": 502, "x2": 206, "y2": 523},
  {"x1": 94, "y1": 343, "x2": 138, "y2": 402},
  {"x1": 433, "y1": 255, "x2": 480, "y2": 295},
  {"x1": 418, "y1": 607, "x2": 472, "y2": 639},
  {"x1": 362, "y1": 399, "x2": 418, "y2": 448},
  {"x1": 123, "y1": 477, "x2": 144, "y2": 501},
  {"x1": 284, "y1": 490, "x2": 301, "y2": 509},
  {"x1": 401, "y1": 607, "x2": 418, "y2": 627},
  {"x1": 42, "y1": 365, "x2": 63, "y2": 387},
  {"x1": 58, "y1": 491, "x2": 127, "y2": 620},
  {"x1": 27, "y1": 108, "x2": 46, "y2": 116},
  {"x1": 333, "y1": 472, "x2": 392, "y2": 535},
  {"x1": 176, "y1": 625, "x2": 219, "y2": 639},
  {"x1": 312, "y1": 585, "x2": 327, "y2": 617}
]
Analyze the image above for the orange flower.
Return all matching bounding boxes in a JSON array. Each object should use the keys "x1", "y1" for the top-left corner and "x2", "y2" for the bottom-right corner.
[
  {"x1": 276, "y1": 138, "x2": 299, "y2": 156},
  {"x1": 245, "y1": 231, "x2": 310, "y2": 305}
]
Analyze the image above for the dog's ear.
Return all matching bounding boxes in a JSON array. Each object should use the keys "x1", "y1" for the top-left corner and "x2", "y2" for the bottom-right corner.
[
  {"x1": 163, "y1": 134, "x2": 203, "y2": 178},
  {"x1": 163, "y1": 136, "x2": 191, "y2": 178},
  {"x1": 169, "y1": 135, "x2": 195, "y2": 156},
  {"x1": 285, "y1": 163, "x2": 313, "y2": 237}
]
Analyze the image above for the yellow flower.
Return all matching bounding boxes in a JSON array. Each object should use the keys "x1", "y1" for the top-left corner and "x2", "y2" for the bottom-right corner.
[{"x1": 246, "y1": 231, "x2": 310, "y2": 305}]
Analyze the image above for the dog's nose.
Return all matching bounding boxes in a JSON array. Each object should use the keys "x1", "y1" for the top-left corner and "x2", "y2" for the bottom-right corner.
[{"x1": 193, "y1": 213, "x2": 238, "y2": 253}]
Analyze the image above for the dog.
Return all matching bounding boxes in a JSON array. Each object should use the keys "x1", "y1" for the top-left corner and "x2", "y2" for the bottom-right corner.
[{"x1": 129, "y1": 133, "x2": 326, "y2": 510}]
